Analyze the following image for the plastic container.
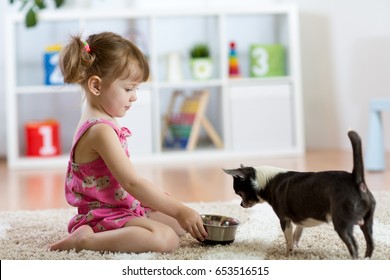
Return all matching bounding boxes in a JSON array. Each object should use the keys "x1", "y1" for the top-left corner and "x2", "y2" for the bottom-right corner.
[
  {"x1": 44, "y1": 44, "x2": 64, "y2": 85},
  {"x1": 25, "y1": 120, "x2": 61, "y2": 157}
]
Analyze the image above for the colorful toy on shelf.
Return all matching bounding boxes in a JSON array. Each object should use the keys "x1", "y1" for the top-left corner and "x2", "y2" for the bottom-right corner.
[
  {"x1": 168, "y1": 113, "x2": 195, "y2": 148},
  {"x1": 166, "y1": 94, "x2": 200, "y2": 148},
  {"x1": 161, "y1": 90, "x2": 224, "y2": 151},
  {"x1": 228, "y1": 41, "x2": 241, "y2": 78}
]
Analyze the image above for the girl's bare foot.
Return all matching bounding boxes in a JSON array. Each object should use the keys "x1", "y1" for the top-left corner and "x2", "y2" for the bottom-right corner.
[{"x1": 49, "y1": 225, "x2": 93, "y2": 252}]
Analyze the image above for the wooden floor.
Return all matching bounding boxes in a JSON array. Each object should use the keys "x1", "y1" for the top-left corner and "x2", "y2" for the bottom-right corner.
[{"x1": 1, "y1": 150, "x2": 389, "y2": 211}]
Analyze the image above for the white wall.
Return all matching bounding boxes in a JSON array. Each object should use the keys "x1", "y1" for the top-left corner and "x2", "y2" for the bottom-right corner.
[
  {"x1": 1, "y1": 0, "x2": 390, "y2": 158},
  {"x1": 0, "y1": 0, "x2": 6, "y2": 156},
  {"x1": 295, "y1": 0, "x2": 390, "y2": 150}
]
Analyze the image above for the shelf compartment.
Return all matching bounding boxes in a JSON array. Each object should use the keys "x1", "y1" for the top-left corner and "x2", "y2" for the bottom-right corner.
[
  {"x1": 15, "y1": 20, "x2": 80, "y2": 87},
  {"x1": 229, "y1": 84, "x2": 294, "y2": 152},
  {"x1": 16, "y1": 92, "x2": 81, "y2": 158},
  {"x1": 225, "y1": 13, "x2": 290, "y2": 78},
  {"x1": 159, "y1": 86, "x2": 224, "y2": 153},
  {"x1": 154, "y1": 15, "x2": 220, "y2": 82}
]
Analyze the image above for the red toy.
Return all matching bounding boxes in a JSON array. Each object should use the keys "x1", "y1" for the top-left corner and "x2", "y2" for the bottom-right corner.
[
  {"x1": 25, "y1": 119, "x2": 61, "y2": 157},
  {"x1": 228, "y1": 41, "x2": 241, "y2": 77}
]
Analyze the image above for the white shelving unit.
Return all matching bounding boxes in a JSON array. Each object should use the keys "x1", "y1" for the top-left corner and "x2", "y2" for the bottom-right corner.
[{"x1": 5, "y1": 5, "x2": 304, "y2": 169}]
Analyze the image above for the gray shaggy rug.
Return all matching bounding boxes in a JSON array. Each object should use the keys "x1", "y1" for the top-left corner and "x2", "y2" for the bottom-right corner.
[{"x1": 1, "y1": 192, "x2": 389, "y2": 260}]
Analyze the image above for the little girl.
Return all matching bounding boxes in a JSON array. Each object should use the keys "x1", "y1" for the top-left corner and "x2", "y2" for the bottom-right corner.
[{"x1": 50, "y1": 32, "x2": 207, "y2": 253}]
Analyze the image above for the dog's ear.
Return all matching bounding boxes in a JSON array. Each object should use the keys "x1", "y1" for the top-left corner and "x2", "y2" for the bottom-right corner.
[
  {"x1": 240, "y1": 164, "x2": 245, "y2": 168},
  {"x1": 223, "y1": 168, "x2": 245, "y2": 179}
]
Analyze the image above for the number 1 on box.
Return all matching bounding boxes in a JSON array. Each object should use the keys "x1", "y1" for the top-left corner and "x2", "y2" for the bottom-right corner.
[{"x1": 38, "y1": 126, "x2": 57, "y2": 156}]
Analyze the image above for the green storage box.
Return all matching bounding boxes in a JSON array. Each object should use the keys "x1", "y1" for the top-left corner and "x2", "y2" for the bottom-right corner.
[{"x1": 250, "y1": 44, "x2": 285, "y2": 77}]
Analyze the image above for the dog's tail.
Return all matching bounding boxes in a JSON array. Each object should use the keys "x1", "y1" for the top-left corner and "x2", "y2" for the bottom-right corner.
[{"x1": 348, "y1": 130, "x2": 367, "y2": 192}]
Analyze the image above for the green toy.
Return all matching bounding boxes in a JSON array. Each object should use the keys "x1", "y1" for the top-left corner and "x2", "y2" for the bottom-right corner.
[{"x1": 250, "y1": 44, "x2": 285, "y2": 77}]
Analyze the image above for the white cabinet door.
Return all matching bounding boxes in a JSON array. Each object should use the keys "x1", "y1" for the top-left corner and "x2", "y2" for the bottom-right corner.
[
  {"x1": 229, "y1": 84, "x2": 294, "y2": 152},
  {"x1": 118, "y1": 90, "x2": 153, "y2": 156}
]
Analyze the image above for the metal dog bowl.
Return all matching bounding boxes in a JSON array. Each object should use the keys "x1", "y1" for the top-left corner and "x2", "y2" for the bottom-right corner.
[{"x1": 201, "y1": 214, "x2": 240, "y2": 245}]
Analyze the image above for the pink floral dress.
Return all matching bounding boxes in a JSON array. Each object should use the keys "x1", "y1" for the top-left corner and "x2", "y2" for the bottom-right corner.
[{"x1": 65, "y1": 118, "x2": 148, "y2": 233}]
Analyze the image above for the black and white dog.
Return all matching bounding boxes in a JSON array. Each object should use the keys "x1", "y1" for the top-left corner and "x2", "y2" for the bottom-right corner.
[{"x1": 224, "y1": 131, "x2": 376, "y2": 259}]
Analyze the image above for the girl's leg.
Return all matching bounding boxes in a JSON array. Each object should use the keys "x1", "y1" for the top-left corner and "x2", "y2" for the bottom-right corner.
[
  {"x1": 149, "y1": 211, "x2": 186, "y2": 236},
  {"x1": 49, "y1": 217, "x2": 179, "y2": 253}
]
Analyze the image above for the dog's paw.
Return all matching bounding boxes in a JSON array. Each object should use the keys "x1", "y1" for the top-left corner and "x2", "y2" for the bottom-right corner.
[{"x1": 285, "y1": 248, "x2": 294, "y2": 257}]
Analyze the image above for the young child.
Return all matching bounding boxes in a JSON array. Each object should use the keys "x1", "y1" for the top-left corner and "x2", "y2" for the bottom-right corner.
[{"x1": 50, "y1": 32, "x2": 207, "y2": 254}]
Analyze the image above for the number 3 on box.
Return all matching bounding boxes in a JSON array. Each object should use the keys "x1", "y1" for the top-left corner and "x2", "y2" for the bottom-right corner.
[{"x1": 252, "y1": 47, "x2": 269, "y2": 76}]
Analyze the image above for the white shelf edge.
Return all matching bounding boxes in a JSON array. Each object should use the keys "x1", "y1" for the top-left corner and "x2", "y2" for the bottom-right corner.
[
  {"x1": 227, "y1": 76, "x2": 293, "y2": 86},
  {"x1": 15, "y1": 84, "x2": 81, "y2": 95},
  {"x1": 8, "y1": 155, "x2": 69, "y2": 170},
  {"x1": 8, "y1": 148, "x2": 304, "y2": 170},
  {"x1": 132, "y1": 147, "x2": 305, "y2": 166},
  {"x1": 15, "y1": 78, "x2": 291, "y2": 94},
  {"x1": 14, "y1": 82, "x2": 155, "y2": 95},
  {"x1": 7, "y1": 5, "x2": 297, "y2": 23},
  {"x1": 157, "y1": 79, "x2": 223, "y2": 89}
]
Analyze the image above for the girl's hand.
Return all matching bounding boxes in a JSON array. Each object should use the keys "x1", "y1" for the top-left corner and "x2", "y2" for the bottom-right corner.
[{"x1": 176, "y1": 206, "x2": 208, "y2": 241}]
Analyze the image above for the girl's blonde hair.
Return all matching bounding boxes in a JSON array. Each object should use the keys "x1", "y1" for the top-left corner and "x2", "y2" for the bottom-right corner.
[{"x1": 60, "y1": 32, "x2": 149, "y2": 87}]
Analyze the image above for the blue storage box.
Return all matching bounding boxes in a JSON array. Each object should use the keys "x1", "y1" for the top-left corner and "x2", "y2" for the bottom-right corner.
[{"x1": 44, "y1": 44, "x2": 64, "y2": 85}]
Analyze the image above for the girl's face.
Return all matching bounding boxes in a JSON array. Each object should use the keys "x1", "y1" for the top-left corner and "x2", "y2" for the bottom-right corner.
[{"x1": 99, "y1": 77, "x2": 139, "y2": 118}]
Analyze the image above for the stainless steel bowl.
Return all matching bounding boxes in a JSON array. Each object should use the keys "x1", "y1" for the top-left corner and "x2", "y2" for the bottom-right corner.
[{"x1": 201, "y1": 214, "x2": 240, "y2": 245}]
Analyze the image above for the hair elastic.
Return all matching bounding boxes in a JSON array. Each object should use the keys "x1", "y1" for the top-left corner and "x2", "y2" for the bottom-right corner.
[{"x1": 83, "y1": 40, "x2": 91, "y2": 53}]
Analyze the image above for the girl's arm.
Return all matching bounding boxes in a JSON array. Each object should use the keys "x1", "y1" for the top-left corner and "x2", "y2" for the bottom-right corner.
[{"x1": 87, "y1": 123, "x2": 207, "y2": 241}]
